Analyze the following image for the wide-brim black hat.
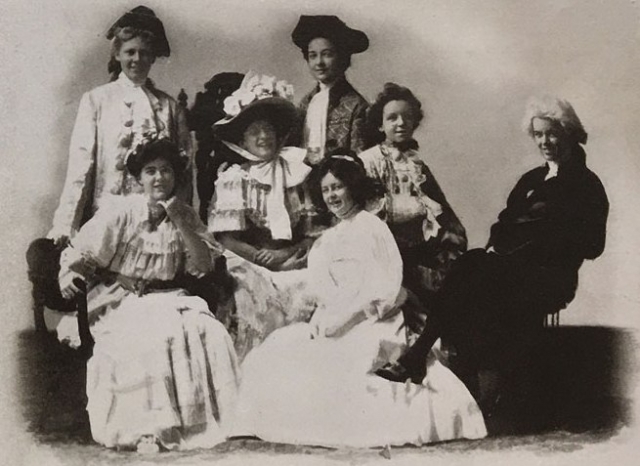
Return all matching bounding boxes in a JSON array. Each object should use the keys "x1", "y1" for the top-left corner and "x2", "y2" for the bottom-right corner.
[
  {"x1": 291, "y1": 15, "x2": 369, "y2": 54},
  {"x1": 106, "y1": 5, "x2": 171, "y2": 57},
  {"x1": 213, "y1": 97, "x2": 298, "y2": 145},
  {"x1": 204, "y1": 72, "x2": 245, "y2": 94}
]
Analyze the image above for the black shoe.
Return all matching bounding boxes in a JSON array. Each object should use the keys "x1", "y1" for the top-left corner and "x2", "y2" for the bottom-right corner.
[{"x1": 375, "y1": 362, "x2": 424, "y2": 384}]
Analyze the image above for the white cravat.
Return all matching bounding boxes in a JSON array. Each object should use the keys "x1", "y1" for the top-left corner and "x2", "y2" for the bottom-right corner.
[
  {"x1": 304, "y1": 82, "x2": 332, "y2": 157},
  {"x1": 545, "y1": 161, "x2": 559, "y2": 180},
  {"x1": 222, "y1": 142, "x2": 310, "y2": 240}
]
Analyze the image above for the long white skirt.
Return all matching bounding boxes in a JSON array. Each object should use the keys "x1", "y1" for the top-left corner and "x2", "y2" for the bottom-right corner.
[
  {"x1": 86, "y1": 290, "x2": 240, "y2": 450},
  {"x1": 232, "y1": 314, "x2": 487, "y2": 448}
]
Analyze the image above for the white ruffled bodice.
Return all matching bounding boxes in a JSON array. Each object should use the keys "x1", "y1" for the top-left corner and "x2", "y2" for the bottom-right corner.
[
  {"x1": 208, "y1": 146, "x2": 311, "y2": 240},
  {"x1": 359, "y1": 144, "x2": 443, "y2": 240},
  {"x1": 60, "y1": 194, "x2": 205, "y2": 282}
]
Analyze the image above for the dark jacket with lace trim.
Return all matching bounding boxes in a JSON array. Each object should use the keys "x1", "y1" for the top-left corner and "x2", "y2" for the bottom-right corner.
[{"x1": 294, "y1": 77, "x2": 368, "y2": 155}]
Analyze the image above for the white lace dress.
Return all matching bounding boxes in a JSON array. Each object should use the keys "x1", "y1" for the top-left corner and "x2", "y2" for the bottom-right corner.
[
  {"x1": 232, "y1": 210, "x2": 486, "y2": 447},
  {"x1": 58, "y1": 195, "x2": 239, "y2": 450}
]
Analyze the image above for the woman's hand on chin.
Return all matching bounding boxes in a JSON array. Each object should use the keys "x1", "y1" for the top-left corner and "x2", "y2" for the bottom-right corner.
[
  {"x1": 157, "y1": 196, "x2": 178, "y2": 215},
  {"x1": 158, "y1": 197, "x2": 198, "y2": 229}
]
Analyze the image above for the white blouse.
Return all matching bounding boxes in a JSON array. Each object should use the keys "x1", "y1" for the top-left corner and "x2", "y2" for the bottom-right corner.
[
  {"x1": 59, "y1": 195, "x2": 208, "y2": 283},
  {"x1": 307, "y1": 210, "x2": 403, "y2": 321}
]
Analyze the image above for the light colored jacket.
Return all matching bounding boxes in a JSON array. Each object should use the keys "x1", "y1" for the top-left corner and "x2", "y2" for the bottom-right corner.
[{"x1": 49, "y1": 74, "x2": 192, "y2": 239}]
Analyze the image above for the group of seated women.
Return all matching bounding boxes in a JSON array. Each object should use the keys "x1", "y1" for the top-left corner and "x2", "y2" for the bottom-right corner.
[{"x1": 35, "y1": 5, "x2": 608, "y2": 453}]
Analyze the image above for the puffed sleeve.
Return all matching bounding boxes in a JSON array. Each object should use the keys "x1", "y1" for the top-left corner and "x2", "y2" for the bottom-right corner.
[
  {"x1": 208, "y1": 165, "x2": 251, "y2": 233},
  {"x1": 49, "y1": 91, "x2": 97, "y2": 239},
  {"x1": 59, "y1": 199, "x2": 127, "y2": 283},
  {"x1": 322, "y1": 214, "x2": 403, "y2": 320}
]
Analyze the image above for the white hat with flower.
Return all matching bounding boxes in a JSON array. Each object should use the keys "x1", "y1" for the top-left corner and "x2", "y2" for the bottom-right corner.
[{"x1": 213, "y1": 71, "x2": 298, "y2": 143}]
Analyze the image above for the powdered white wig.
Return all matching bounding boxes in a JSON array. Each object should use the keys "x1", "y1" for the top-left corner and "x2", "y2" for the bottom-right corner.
[{"x1": 522, "y1": 96, "x2": 588, "y2": 145}]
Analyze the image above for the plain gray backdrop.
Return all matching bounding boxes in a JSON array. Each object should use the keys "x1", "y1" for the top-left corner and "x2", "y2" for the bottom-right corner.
[{"x1": 1, "y1": 0, "x2": 639, "y2": 463}]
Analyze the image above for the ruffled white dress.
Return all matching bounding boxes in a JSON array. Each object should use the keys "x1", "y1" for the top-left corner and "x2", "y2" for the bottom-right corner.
[
  {"x1": 232, "y1": 211, "x2": 486, "y2": 447},
  {"x1": 58, "y1": 195, "x2": 240, "y2": 450}
]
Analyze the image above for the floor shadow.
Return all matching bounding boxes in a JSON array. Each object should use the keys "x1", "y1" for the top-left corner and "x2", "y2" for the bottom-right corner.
[
  {"x1": 16, "y1": 326, "x2": 636, "y2": 445},
  {"x1": 486, "y1": 326, "x2": 636, "y2": 436},
  {"x1": 17, "y1": 330, "x2": 92, "y2": 444}
]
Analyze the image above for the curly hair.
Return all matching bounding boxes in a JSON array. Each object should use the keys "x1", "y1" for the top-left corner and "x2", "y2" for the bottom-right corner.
[
  {"x1": 126, "y1": 139, "x2": 187, "y2": 189},
  {"x1": 108, "y1": 26, "x2": 157, "y2": 82},
  {"x1": 365, "y1": 83, "x2": 425, "y2": 147},
  {"x1": 314, "y1": 150, "x2": 380, "y2": 210},
  {"x1": 522, "y1": 96, "x2": 588, "y2": 145}
]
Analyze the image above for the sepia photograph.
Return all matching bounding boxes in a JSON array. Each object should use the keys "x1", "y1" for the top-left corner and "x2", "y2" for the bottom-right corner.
[{"x1": 1, "y1": 0, "x2": 639, "y2": 464}]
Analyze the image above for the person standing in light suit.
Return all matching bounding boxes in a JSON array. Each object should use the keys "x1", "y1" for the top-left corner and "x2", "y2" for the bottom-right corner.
[{"x1": 48, "y1": 5, "x2": 192, "y2": 245}]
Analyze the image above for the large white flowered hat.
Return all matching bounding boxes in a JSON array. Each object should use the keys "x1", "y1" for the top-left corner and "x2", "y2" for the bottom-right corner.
[{"x1": 213, "y1": 71, "x2": 297, "y2": 143}]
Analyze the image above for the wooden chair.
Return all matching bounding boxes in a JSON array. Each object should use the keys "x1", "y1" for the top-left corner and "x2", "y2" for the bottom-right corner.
[
  {"x1": 26, "y1": 238, "x2": 94, "y2": 355},
  {"x1": 544, "y1": 311, "x2": 560, "y2": 327},
  {"x1": 27, "y1": 80, "x2": 242, "y2": 354},
  {"x1": 184, "y1": 72, "x2": 245, "y2": 222}
]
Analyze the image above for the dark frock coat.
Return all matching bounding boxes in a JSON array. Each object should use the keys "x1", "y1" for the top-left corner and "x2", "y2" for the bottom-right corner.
[{"x1": 403, "y1": 145, "x2": 609, "y2": 373}]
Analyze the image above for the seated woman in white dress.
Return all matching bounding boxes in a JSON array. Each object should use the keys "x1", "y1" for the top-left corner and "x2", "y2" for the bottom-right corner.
[
  {"x1": 232, "y1": 155, "x2": 486, "y2": 448},
  {"x1": 58, "y1": 138, "x2": 240, "y2": 452},
  {"x1": 26, "y1": 6, "x2": 192, "y2": 334},
  {"x1": 209, "y1": 73, "x2": 316, "y2": 359}
]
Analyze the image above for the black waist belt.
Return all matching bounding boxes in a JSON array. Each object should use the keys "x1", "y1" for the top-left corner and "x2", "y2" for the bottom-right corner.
[
  {"x1": 98, "y1": 271, "x2": 185, "y2": 297},
  {"x1": 135, "y1": 278, "x2": 184, "y2": 296},
  {"x1": 99, "y1": 256, "x2": 236, "y2": 315}
]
